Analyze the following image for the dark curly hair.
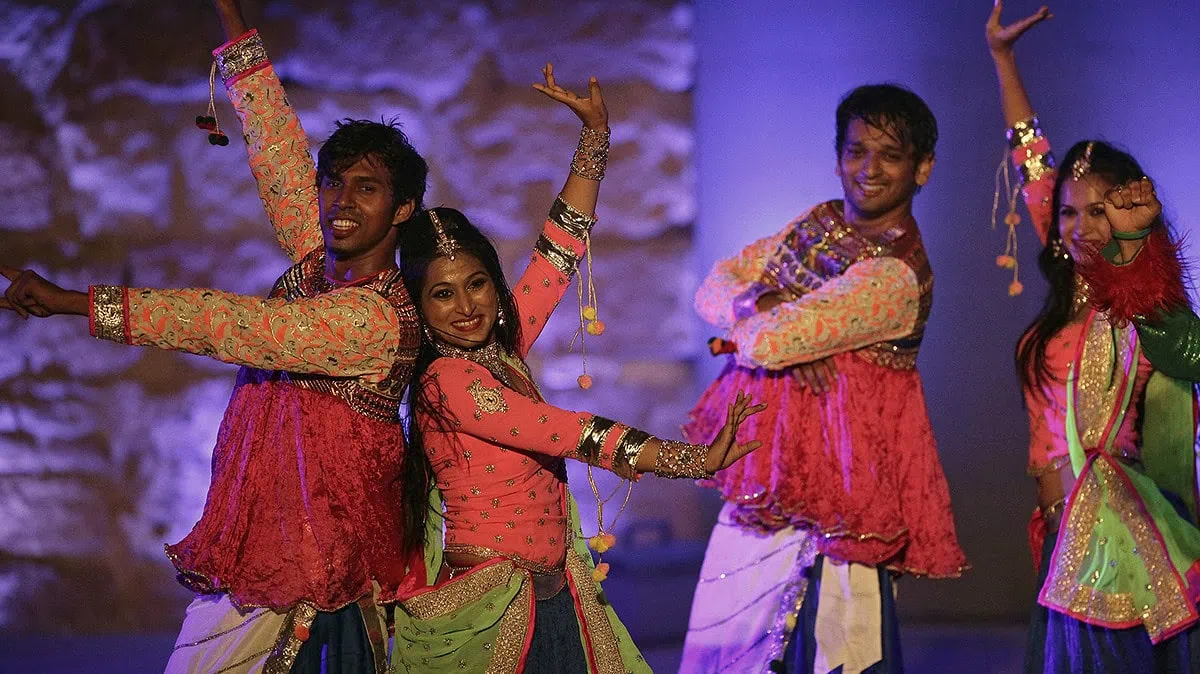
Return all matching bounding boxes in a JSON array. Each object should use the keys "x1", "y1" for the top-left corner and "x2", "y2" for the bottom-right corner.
[
  {"x1": 835, "y1": 84, "x2": 938, "y2": 162},
  {"x1": 392, "y1": 208, "x2": 524, "y2": 558},
  {"x1": 316, "y1": 118, "x2": 428, "y2": 214}
]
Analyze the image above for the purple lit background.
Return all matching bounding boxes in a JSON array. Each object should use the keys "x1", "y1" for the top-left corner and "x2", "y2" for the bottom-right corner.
[{"x1": 2, "y1": 0, "x2": 1200, "y2": 671}]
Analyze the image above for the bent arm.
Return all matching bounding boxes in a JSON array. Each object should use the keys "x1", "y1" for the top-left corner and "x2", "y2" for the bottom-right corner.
[
  {"x1": 695, "y1": 227, "x2": 789, "y2": 330},
  {"x1": 730, "y1": 257, "x2": 919, "y2": 370}
]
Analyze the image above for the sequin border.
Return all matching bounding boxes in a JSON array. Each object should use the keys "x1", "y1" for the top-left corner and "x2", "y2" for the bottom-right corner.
[
  {"x1": 90, "y1": 284, "x2": 128, "y2": 344},
  {"x1": 565, "y1": 551, "x2": 628, "y2": 674}
]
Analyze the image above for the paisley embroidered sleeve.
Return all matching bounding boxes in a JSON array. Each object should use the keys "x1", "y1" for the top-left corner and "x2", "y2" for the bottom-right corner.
[
  {"x1": 215, "y1": 30, "x2": 323, "y2": 262},
  {"x1": 730, "y1": 257, "x2": 919, "y2": 370},
  {"x1": 88, "y1": 284, "x2": 401, "y2": 381},
  {"x1": 1008, "y1": 116, "x2": 1057, "y2": 245},
  {"x1": 512, "y1": 195, "x2": 596, "y2": 357},
  {"x1": 694, "y1": 227, "x2": 789, "y2": 330},
  {"x1": 420, "y1": 358, "x2": 653, "y2": 480}
]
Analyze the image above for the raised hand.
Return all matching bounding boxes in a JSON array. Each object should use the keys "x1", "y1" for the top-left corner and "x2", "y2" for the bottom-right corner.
[
  {"x1": 0, "y1": 265, "x2": 87, "y2": 319},
  {"x1": 532, "y1": 63, "x2": 608, "y2": 131},
  {"x1": 1103, "y1": 177, "x2": 1161, "y2": 236},
  {"x1": 986, "y1": 0, "x2": 1052, "y2": 56},
  {"x1": 704, "y1": 391, "x2": 767, "y2": 473}
]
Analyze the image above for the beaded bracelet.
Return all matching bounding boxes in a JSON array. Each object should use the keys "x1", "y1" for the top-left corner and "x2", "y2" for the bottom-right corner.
[
  {"x1": 570, "y1": 127, "x2": 611, "y2": 181},
  {"x1": 653, "y1": 439, "x2": 711, "y2": 480}
]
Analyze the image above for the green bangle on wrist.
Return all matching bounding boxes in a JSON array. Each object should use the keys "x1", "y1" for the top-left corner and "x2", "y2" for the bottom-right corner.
[{"x1": 1112, "y1": 227, "x2": 1152, "y2": 241}]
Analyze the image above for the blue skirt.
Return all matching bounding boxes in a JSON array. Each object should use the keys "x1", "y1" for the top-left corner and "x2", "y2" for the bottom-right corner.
[
  {"x1": 291, "y1": 603, "x2": 377, "y2": 674},
  {"x1": 1026, "y1": 529, "x2": 1200, "y2": 673},
  {"x1": 523, "y1": 584, "x2": 590, "y2": 674},
  {"x1": 778, "y1": 555, "x2": 903, "y2": 674}
]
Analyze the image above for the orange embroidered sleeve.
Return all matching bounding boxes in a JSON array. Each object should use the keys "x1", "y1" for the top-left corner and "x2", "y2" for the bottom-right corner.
[
  {"x1": 512, "y1": 196, "x2": 595, "y2": 357},
  {"x1": 694, "y1": 226, "x2": 790, "y2": 330},
  {"x1": 88, "y1": 284, "x2": 401, "y2": 381},
  {"x1": 1008, "y1": 117, "x2": 1057, "y2": 245},
  {"x1": 215, "y1": 30, "x2": 323, "y2": 262},
  {"x1": 730, "y1": 257, "x2": 920, "y2": 370},
  {"x1": 420, "y1": 359, "x2": 653, "y2": 480}
]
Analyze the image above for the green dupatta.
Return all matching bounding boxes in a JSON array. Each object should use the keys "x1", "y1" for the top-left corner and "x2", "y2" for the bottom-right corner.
[
  {"x1": 1039, "y1": 310, "x2": 1200, "y2": 643},
  {"x1": 391, "y1": 491, "x2": 652, "y2": 673}
]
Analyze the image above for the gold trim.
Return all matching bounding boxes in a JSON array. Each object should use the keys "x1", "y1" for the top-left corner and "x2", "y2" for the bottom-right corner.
[
  {"x1": 575, "y1": 416, "x2": 618, "y2": 466},
  {"x1": 548, "y1": 195, "x2": 597, "y2": 241},
  {"x1": 565, "y1": 551, "x2": 628, "y2": 674},
  {"x1": 443, "y1": 544, "x2": 564, "y2": 575},
  {"x1": 486, "y1": 575, "x2": 534, "y2": 674},
  {"x1": 91, "y1": 285, "x2": 126, "y2": 343},
  {"x1": 215, "y1": 30, "x2": 269, "y2": 84},
  {"x1": 262, "y1": 602, "x2": 318, "y2": 673},
  {"x1": 534, "y1": 233, "x2": 581, "y2": 277},
  {"x1": 404, "y1": 561, "x2": 517, "y2": 619}
]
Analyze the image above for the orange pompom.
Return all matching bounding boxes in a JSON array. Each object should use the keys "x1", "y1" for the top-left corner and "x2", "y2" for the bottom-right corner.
[
  {"x1": 582, "y1": 305, "x2": 598, "y2": 320},
  {"x1": 1008, "y1": 280, "x2": 1024, "y2": 297},
  {"x1": 588, "y1": 533, "x2": 616, "y2": 553},
  {"x1": 995, "y1": 255, "x2": 1017, "y2": 269},
  {"x1": 586, "y1": 320, "x2": 606, "y2": 336},
  {"x1": 592, "y1": 562, "x2": 610, "y2": 582},
  {"x1": 1004, "y1": 212, "x2": 1022, "y2": 227},
  {"x1": 578, "y1": 374, "x2": 593, "y2": 390},
  {"x1": 294, "y1": 624, "x2": 311, "y2": 642}
]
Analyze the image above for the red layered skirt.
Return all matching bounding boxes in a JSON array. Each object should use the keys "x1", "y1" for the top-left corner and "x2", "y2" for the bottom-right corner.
[
  {"x1": 684, "y1": 352, "x2": 967, "y2": 577},
  {"x1": 166, "y1": 368, "x2": 418, "y2": 611}
]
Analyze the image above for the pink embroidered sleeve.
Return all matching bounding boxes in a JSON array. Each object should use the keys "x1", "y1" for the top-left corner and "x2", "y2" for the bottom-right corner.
[
  {"x1": 512, "y1": 197, "x2": 595, "y2": 357},
  {"x1": 88, "y1": 285, "x2": 401, "y2": 381},
  {"x1": 214, "y1": 30, "x2": 323, "y2": 262},
  {"x1": 1023, "y1": 384, "x2": 1070, "y2": 477},
  {"x1": 420, "y1": 359, "x2": 653, "y2": 480},
  {"x1": 694, "y1": 227, "x2": 789, "y2": 330},
  {"x1": 730, "y1": 257, "x2": 920, "y2": 370},
  {"x1": 1008, "y1": 117, "x2": 1057, "y2": 245}
]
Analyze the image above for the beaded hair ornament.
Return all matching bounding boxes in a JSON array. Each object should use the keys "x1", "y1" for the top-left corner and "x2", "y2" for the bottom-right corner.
[
  {"x1": 1071, "y1": 142, "x2": 1096, "y2": 182},
  {"x1": 428, "y1": 209, "x2": 460, "y2": 260}
]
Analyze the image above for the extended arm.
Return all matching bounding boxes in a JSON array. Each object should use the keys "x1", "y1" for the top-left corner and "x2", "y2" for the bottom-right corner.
[
  {"x1": 421, "y1": 359, "x2": 762, "y2": 479},
  {"x1": 0, "y1": 264, "x2": 397, "y2": 380}
]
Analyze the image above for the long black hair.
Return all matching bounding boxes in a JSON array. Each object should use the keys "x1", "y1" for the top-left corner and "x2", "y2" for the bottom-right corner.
[
  {"x1": 393, "y1": 207, "x2": 523, "y2": 557},
  {"x1": 1016, "y1": 140, "x2": 1175, "y2": 397}
]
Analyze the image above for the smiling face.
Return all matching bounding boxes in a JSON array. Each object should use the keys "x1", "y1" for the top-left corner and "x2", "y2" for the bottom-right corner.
[
  {"x1": 835, "y1": 119, "x2": 933, "y2": 224},
  {"x1": 419, "y1": 253, "x2": 499, "y2": 349},
  {"x1": 318, "y1": 154, "x2": 413, "y2": 264},
  {"x1": 1056, "y1": 176, "x2": 1114, "y2": 258}
]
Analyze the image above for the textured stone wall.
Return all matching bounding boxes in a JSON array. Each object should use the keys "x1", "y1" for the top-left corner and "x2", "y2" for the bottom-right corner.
[{"x1": 0, "y1": 0, "x2": 695, "y2": 631}]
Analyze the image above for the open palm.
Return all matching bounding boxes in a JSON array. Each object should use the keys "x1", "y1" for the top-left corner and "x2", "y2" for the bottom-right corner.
[{"x1": 532, "y1": 63, "x2": 608, "y2": 131}]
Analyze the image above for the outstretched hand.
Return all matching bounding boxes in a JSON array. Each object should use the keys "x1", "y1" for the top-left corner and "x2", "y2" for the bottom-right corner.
[
  {"x1": 986, "y1": 0, "x2": 1052, "y2": 56},
  {"x1": 1103, "y1": 177, "x2": 1161, "y2": 236},
  {"x1": 532, "y1": 63, "x2": 608, "y2": 131},
  {"x1": 704, "y1": 391, "x2": 767, "y2": 474},
  {"x1": 0, "y1": 265, "x2": 86, "y2": 319}
]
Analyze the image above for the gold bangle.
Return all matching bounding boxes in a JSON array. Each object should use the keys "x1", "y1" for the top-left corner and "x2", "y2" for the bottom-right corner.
[{"x1": 570, "y1": 127, "x2": 610, "y2": 182}]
